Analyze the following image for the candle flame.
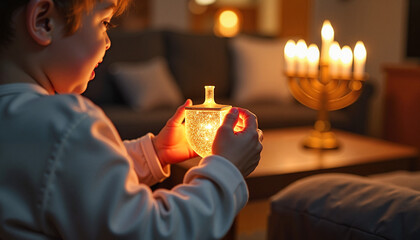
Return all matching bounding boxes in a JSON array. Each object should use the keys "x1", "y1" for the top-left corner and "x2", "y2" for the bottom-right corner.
[
  {"x1": 296, "y1": 39, "x2": 308, "y2": 60},
  {"x1": 284, "y1": 40, "x2": 296, "y2": 58},
  {"x1": 340, "y1": 46, "x2": 353, "y2": 64},
  {"x1": 329, "y1": 41, "x2": 341, "y2": 61},
  {"x1": 307, "y1": 44, "x2": 320, "y2": 63},
  {"x1": 321, "y1": 20, "x2": 334, "y2": 41},
  {"x1": 354, "y1": 41, "x2": 367, "y2": 60}
]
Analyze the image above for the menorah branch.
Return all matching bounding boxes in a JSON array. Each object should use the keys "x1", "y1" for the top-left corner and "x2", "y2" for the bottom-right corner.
[{"x1": 286, "y1": 66, "x2": 367, "y2": 149}]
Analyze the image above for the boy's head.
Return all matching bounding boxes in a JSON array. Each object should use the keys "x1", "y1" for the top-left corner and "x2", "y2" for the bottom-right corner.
[
  {"x1": 1, "y1": 0, "x2": 129, "y2": 46},
  {"x1": 0, "y1": 0, "x2": 130, "y2": 94}
]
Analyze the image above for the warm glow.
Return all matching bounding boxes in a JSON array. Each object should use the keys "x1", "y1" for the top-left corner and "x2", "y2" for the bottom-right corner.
[
  {"x1": 185, "y1": 110, "x2": 228, "y2": 157},
  {"x1": 329, "y1": 41, "x2": 341, "y2": 77},
  {"x1": 214, "y1": 9, "x2": 240, "y2": 37},
  {"x1": 321, "y1": 20, "x2": 334, "y2": 41},
  {"x1": 284, "y1": 40, "x2": 296, "y2": 58},
  {"x1": 185, "y1": 86, "x2": 231, "y2": 157},
  {"x1": 195, "y1": 0, "x2": 216, "y2": 5},
  {"x1": 203, "y1": 86, "x2": 216, "y2": 105},
  {"x1": 340, "y1": 46, "x2": 353, "y2": 78},
  {"x1": 354, "y1": 41, "x2": 367, "y2": 79},
  {"x1": 296, "y1": 40, "x2": 308, "y2": 60},
  {"x1": 284, "y1": 40, "x2": 297, "y2": 74},
  {"x1": 219, "y1": 10, "x2": 238, "y2": 28},
  {"x1": 329, "y1": 42, "x2": 341, "y2": 61},
  {"x1": 296, "y1": 40, "x2": 308, "y2": 75},
  {"x1": 340, "y1": 46, "x2": 353, "y2": 64},
  {"x1": 354, "y1": 41, "x2": 367, "y2": 61},
  {"x1": 307, "y1": 44, "x2": 320, "y2": 75},
  {"x1": 321, "y1": 20, "x2": 334, "y2": 63},
  {"x1": 307, "y1": 44, "x2": 320, "y2": 63}
]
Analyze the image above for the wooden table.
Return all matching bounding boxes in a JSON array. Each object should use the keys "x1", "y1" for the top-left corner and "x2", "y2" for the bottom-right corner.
[{"x1": 166, "y1": 127, "x2": 419, "y2": 200}]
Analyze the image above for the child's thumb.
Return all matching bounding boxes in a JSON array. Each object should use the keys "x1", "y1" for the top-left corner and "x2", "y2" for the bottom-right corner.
[{"x1": 167, "y1": 99, "x2": 191, "y2": 126}]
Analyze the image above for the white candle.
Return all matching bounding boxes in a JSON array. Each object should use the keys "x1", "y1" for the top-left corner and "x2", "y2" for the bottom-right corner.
[
  {"x1": 284, "y1": 40, "x2": 296, "y2": 74},
  {"x1": 354, "y1": 41, "x2": 367, "y2": 79},
  {"x1": 328, "y1": 41, "x2": 341, "y2": 78},
  {"x1": 296, "y1": 39, "x2": 308, "y2": 75},
  {"x1": 340, "y1": 45, "x2": 353, "y2": 78},
  {"x1": 307, "y1": 44, "x2": 320, "y2": 76},
  {"x1": 321, "y1": 20, "x2": 334, "y2": 64}
]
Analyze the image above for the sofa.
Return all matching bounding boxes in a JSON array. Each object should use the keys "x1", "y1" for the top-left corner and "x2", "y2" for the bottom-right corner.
[
  {"x1": 83, "y1": 29, "x2": 374, "y2": 140},
  {"x1": 268, "y1": 171, "x2": 420, "y2": 240}
]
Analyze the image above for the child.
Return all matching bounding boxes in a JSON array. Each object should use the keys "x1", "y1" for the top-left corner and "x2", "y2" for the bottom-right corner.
[{"x1": 0, "y1": 0, "x2": 263, "y2": 239}]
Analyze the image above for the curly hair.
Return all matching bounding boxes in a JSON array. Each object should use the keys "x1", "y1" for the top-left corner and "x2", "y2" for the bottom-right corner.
[{"x1": 0, "y1": 0, "x2": 131, "y2": 46}]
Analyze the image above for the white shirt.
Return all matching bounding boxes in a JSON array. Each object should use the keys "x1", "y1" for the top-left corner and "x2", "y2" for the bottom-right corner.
[{"x1": 0, "y1": 83, "x2": 248, "y2": 240}]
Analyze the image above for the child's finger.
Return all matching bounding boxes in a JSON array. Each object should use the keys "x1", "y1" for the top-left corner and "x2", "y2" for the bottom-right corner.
[{"x1": 238, "y1": 108, "x2": 258, "y2": 131}]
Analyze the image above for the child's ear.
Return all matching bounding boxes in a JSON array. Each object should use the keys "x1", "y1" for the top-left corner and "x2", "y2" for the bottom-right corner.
[{"x1": 26, "y1": 0, "x2": 56, "y2": 46}]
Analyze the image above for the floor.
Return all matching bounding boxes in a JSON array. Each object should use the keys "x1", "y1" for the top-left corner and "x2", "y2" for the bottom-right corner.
[{"x1": 236, "y1": 199, "x2": 271, "y2": 240}]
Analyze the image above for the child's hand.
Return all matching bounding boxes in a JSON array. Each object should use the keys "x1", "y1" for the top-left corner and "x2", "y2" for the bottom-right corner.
[
  {"x1": 152, "y1": 100, "x2": 197, "y2": 167},
  {"x1": 212, "y1": 108, "x2": 263, "y2": 177}
]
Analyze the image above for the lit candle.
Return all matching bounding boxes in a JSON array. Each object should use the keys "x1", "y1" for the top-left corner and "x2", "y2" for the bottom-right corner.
[
  {"x1": 296, "y1": 39, "x2": 308, "y2": 75},
  {"x1": 284, "y1": 40, "x2": 297, "y2": 74},
  {"x1": 354, "y1": 41, "x2": 367, "y2": 79},
  {"x1": 328, "y1": 41, "x2": 341, "y2": 78},
  {"x1": 321, "y1": 20, "x2": 334, "y2": 64},
  {"x1": 307, "y1": 44, "x2": 320, "y2": 76},
  {"x1": 340, "y1": 45, "x2": 353, "y2": 78}
]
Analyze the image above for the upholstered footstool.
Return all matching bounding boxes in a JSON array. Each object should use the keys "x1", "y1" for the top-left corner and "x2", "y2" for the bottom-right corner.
[{"x1": 268, "y1": 171, "x2": 420, "y2": 240}]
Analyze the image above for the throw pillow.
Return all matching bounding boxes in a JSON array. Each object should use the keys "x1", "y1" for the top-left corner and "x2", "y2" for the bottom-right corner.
[
  {"x1": 231, "y1": 35, "x2": 292, "y2": 105},
  {"x1": 109, "y1": 57, "x2": 184, "y2": 111}
]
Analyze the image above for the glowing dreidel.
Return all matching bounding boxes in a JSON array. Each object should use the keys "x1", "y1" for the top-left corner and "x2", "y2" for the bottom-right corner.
[{"x1": 185, "y1": 86, "x2": 232, "y2": 157}]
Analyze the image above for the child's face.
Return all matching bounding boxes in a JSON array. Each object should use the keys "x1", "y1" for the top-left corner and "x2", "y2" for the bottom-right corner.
[{"x1": 44, "y1": 0, "x2": 117, "y2": 94}]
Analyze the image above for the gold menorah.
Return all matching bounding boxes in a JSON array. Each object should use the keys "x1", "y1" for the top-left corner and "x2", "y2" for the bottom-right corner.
[
  {"x1": 284, "y1": 20, "x2": 367, "y2": 150},
  {"x1": 287, "y1": 64, "x2": 367, "y2": 150}
]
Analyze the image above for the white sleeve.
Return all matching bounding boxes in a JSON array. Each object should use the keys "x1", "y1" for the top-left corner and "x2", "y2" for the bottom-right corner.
[
  {"x1": 43, "y1": 112, "x2": 248, "y2": 240},
  {"x1": 124, "y1": 134, "x2": 170, "y2": 186}
]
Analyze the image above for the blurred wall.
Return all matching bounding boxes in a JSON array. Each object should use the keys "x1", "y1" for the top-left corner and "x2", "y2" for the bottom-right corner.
[
  {"x1": 150, "y1": 0, "x2": 279, "y2": 35},
  {"x1": 150, "y1": 0, "x2": 189, "y2": 30}
]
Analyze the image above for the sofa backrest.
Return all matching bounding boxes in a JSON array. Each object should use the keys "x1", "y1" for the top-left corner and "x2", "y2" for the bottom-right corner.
[
  {"x1": 83, "y1": 29, "x2": 166, "y2": 105},
  {"x1": 83, "y1": 29, "x2": 233, "y2": 105}
]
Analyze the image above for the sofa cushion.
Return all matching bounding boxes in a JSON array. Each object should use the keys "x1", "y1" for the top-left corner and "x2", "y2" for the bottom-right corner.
[
  {"x1": 84, "y1": 29, "x2": 166, "y2": 105},
  {"x1": 109, "y1": 57, "x2": 184, "y2": 111},
  {"x1": 268, "y1": 173, "x2": 420, "y2": 240},
  {"x1": 230, "y1": 35, "x2": 292, "y2": 105},
  {"x1": 165, "y1": 31, "x2": 231, "y2": 100}
]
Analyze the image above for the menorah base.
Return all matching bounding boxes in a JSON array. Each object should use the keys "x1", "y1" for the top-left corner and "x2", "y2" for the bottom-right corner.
[{"x1": 302, "y1": 130, "x2": 339, "y2": 150}]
